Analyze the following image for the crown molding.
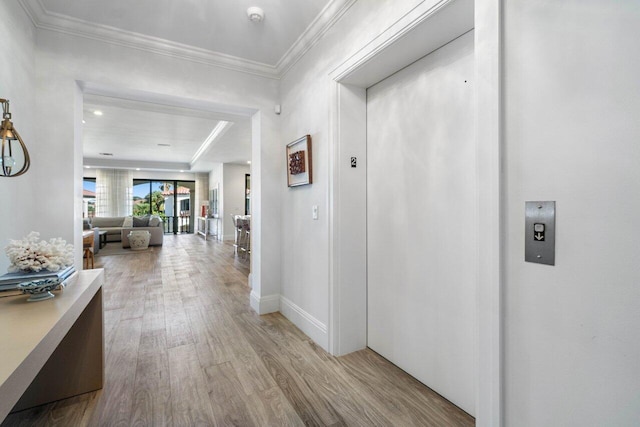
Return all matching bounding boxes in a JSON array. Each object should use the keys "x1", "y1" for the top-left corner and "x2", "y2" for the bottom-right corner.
[
  {"x1": 276, "y1": 0, "x2": 357, "y2": 77},
  {"x1": 17, "y1": 0, "x2": 38, "y2": 27},
  {"x1": 18, "y1": 0, "x2": 279, "y2": 79},
  {"x1": 330, "y1": 0, "x2": 473, "y2": 86},
  {"x1": 18, "y1": 0, "x2": 354, "y2": 81}
]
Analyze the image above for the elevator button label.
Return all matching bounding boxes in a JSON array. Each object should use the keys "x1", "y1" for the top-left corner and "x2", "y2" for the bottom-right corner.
[{"x1": 525, "y1": 201, "x2": 555, "y2": 265}]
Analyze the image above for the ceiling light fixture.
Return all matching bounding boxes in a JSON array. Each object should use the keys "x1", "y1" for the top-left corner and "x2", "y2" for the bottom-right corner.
[
  {"x1": 0, "y1": 98, "x2": 30, "y2": 177},
  {"x1": 247, "y1": 7, "x2": 264, "y2": 22},
  {"x1": 247, "y1": 161, "x2": 251, "y2": 164},
  {"x1": 93, "y1": 110, "x2": 103, "y2": 116}
]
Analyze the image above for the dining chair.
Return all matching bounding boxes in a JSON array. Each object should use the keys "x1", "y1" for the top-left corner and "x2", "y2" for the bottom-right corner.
[{"x1": 83, "y1": 233, "x2": 95, "y2": 269}]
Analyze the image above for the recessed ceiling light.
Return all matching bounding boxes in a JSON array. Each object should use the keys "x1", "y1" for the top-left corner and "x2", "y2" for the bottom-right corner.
[
  {"x1": 84, "y1": 166, "x2": 90, "y2": 169},
  {"x1": 93, "y1": 110, "x2": 103, "y2": 116},
  {"x1": 180, "y1": 170, "x2": 184, "y2": 173},
  {"x1": 82, "y1": 120, "x2": 86, "y2": 124},
  {"x1": 247, "y1": 161, "x2": 251, "y2": 164},
  {"x1": 247, "y1": 7, "x2": 264, "y2": 22},
  {"x1": 99, "y1": 152, "x2": 113, "y2": 156},
  {"x1": 136, "y1": 168, "x2": 140, "y2": 171}
]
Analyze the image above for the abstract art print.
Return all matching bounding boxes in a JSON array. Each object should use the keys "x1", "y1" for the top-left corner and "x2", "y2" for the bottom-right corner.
[{"x1": 286, "y1": 135, "x2": 312, "y2": 187}]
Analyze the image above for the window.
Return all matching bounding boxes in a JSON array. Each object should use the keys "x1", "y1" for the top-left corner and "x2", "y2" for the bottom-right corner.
[
  {"x1": 180, "y1": 198, "x2": 190, "y2": 212},
  {"x1": 83, "y1": 178, "x2": 96, "y2": 218}
]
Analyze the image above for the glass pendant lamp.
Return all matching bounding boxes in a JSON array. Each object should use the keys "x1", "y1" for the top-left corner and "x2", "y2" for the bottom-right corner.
[{"x1": 0, "y1": 98, "x2": 30, "y2": 177}]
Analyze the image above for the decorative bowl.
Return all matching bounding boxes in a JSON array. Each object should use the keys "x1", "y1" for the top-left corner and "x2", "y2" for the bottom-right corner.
[{"x1": 17, "y1": 278, "x2": 61, "y2": 302}]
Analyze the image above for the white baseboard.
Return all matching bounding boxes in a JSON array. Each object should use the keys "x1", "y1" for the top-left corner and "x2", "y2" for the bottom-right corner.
[
  {"x1": 249, "y1": 291, "x2": 279, "y2": 314},
  {"x1": 280, "y1": 296, "x2": 328, "y2": 351}
]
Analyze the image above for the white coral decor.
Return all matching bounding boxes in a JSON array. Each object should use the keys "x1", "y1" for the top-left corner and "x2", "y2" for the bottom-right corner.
[{"x1": 5, "y1": 232, "x2": 74, "y2": 273}]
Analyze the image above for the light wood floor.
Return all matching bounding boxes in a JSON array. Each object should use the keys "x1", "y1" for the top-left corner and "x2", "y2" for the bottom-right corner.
[{"x1": 3, "y1": 235, "x2": 474, "y2": 427}]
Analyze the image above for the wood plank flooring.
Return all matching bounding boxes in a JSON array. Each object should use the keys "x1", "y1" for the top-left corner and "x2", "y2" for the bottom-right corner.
[{"x1": 2, "y1": 235, "x2": 474, "y2": 427}]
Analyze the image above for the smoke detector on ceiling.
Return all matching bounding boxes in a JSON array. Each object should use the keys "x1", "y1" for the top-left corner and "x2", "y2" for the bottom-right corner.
[{"x1": 247, "y1": 7, "x2": 264, "y2": 23}]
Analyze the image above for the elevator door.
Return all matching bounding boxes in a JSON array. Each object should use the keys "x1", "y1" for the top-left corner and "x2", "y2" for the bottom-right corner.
[{"x1": 366, "y1": 31, "x2": 476, "y2": 415}]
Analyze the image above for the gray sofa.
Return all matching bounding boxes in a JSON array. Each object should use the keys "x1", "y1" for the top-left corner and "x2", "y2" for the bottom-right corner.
[{"x1": 88, "y1": 216, "x2": 164, "y2": 247}]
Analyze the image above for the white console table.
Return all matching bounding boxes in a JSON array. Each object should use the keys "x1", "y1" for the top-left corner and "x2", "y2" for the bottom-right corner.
[
  {"x1": 197, "y1": 216, "x2": 220, "y2": 241},
  {"x1": 0, "y1": 269, "x2": 105, "y2": 421}
]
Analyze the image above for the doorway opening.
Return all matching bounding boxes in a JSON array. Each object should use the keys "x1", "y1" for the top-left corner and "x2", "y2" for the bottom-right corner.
[
  {"x1": 327, "y1": 0, "x2": 501, "y2": 423},
  {"x1": 365, "y1": 31, "x2": 476, "y2": 416}
]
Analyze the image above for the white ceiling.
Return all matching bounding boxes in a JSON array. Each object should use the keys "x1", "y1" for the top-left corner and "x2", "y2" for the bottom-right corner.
[
  {"x1": 83, "y1": 95, "x2": 252, "y2": 172},
  {"x1": 18, "y1": 0, "x2": 352, "y2": 173},
  {"x1": 38, "y1": 0, "x2": 332, "y2": 66}
]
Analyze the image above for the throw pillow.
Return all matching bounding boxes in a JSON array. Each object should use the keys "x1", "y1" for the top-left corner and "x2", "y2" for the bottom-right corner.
[
  {"x1": 149, "y1": 215, "x2": 161, "y2": 227},
  {"x1": 133, "y1": 216, "x2": 150, "y2": 227},
  {"x1": 123, "y1": 216, "x2": 133, "y2": 227}
]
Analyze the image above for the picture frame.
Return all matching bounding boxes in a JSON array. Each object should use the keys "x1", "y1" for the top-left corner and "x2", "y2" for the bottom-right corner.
[
  {"x1": 286, "y1": 135, "x2": 312, "y2": 187},
  {"x1": 209, "y1": 185, "x2": 219, "y2": 217}
]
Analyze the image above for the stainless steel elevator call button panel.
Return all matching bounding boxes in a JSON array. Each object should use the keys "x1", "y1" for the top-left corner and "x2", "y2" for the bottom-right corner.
[{"x1": 525, "y1": 201, "x2": 555, "y2": 265}]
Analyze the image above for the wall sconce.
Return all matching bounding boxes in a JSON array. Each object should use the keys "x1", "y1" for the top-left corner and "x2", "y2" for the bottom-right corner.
[{"x1": 0, "y1": 98, "x2": 30, "y2": 177}]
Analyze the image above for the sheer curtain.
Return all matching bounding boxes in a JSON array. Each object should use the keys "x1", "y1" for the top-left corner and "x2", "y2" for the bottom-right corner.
[{"x1": 96, "y1": 169, "x2": 133, "y2": 217}]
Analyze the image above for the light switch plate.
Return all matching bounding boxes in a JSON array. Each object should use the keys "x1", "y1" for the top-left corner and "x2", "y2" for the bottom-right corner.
[
  {"x1": 312, "y1": 205, "x2": 318, "y2": 220},
  {"x1": 525, "y1": 201, "x2": 555, "y2": 265}
]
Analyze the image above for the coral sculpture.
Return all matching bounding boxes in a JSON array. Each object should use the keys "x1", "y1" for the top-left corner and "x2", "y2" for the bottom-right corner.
[{"x1": 5, "y1": 232, "x2": 74, "y2": 273}]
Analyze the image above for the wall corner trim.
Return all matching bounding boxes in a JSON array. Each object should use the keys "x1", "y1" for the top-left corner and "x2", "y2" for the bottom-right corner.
[
  {"x1": 280, "y1": 296, "x2": 329, "y2": 351},
  {"x1": 249, "y1": 291, "x2": 280, "y2": 315}
]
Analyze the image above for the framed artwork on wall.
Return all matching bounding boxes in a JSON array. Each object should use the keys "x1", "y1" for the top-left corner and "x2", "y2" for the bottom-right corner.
[
  {"x1": 286, "y1": 135, "x2": 312, "y2": 187},
  {"x1": 209, "y1": 185, "x2": 219, "y2": 217}
]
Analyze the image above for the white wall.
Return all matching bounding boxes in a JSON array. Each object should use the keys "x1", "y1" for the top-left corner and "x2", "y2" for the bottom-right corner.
[
  {"x1": 29, "y1": 26, "x2": 281, "y2": 306},
  {"x1": 282, "y1": 0, "x2": 640, "y2": 424},
  {"x1": 207, "y1": 162, "x2": 223, "y2": 237},
  {"x1": 503, "y1": 1, "x2": 640, "y2": 425},
  {"x1": 221, "y1": 163, "x2": 250, "y2": 240},
  {"x1": 0, "y1": 1, "x2": 37, "y2": 273},
  {"x1": 206, "y1": 162, "x2": 249, "y2": 239},
  {"x1": 194, "y1": 172, "x2": 209, "y2": 220},
  {"x1": 208, "y1": 163, "x2": 223, "y2": 189},
  {"x1": 280, "y1": 0, "x2": 429, "y2": 351}
]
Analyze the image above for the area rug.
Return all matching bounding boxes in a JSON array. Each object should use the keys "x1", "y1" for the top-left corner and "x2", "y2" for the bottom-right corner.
[{"x1": 97, "y1": 243, "x2": 155, "y2": 256}]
